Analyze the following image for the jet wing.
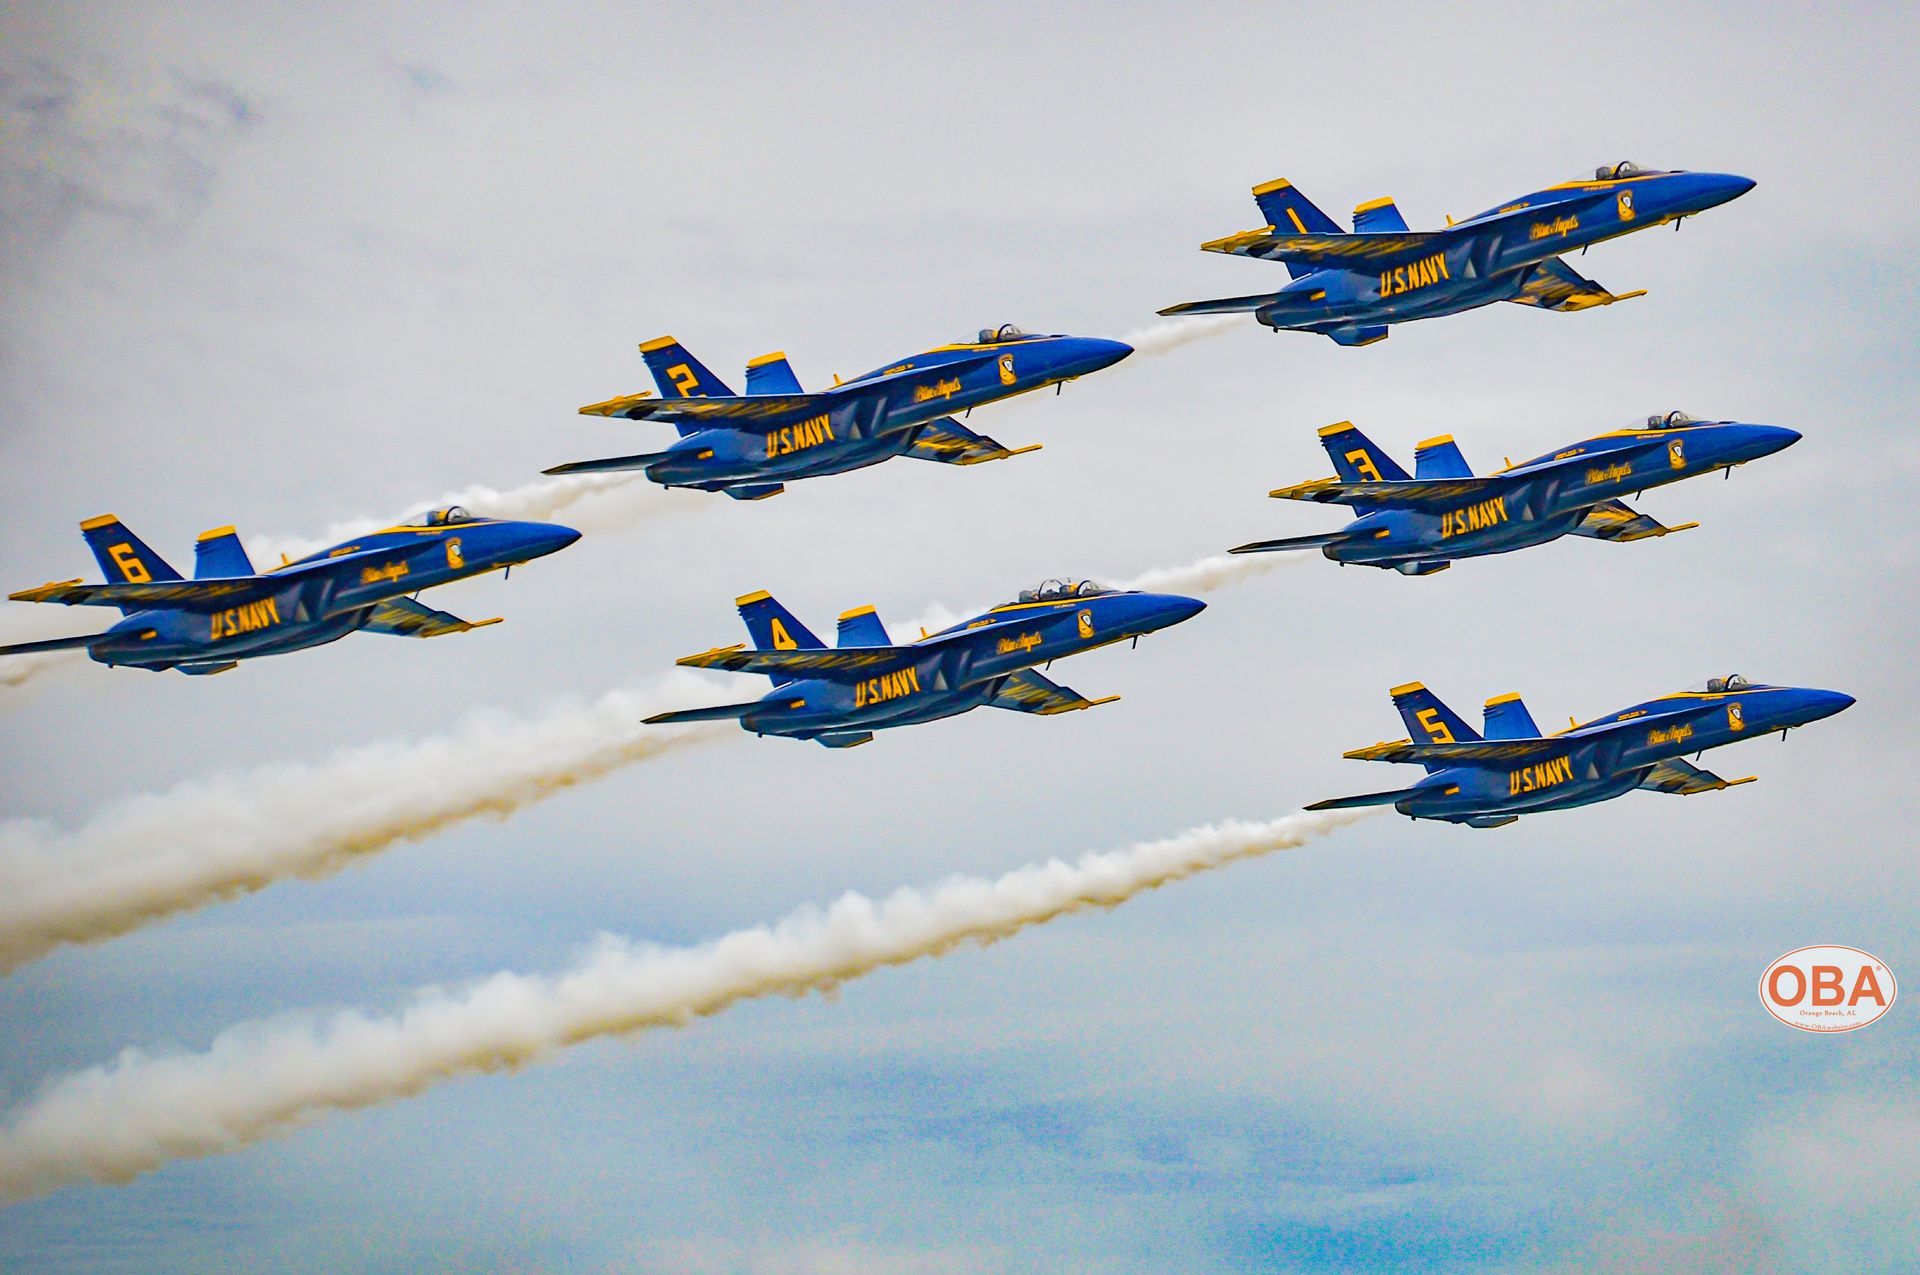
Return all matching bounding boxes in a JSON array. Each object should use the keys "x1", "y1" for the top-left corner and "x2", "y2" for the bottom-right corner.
[
  {"x1": 578, "y1": 392, "x2": 825, "y2": 426},
  {"x1": 8, "y1": 577, "x2": 267, "y2": 610},
  {"x1": 908, "y1": 416, "x2": 1040, "y2": 467},
  {"x1": 1267, "y1": 476, "x2": 1496, "y2": 512},
  {"x1": 1200, "y1": 228, "x2": 1447, "y2": 269},
  {"x1": 1572, "y1": 500, "x2": 1698, "y2": 543},
  {"x1": 1509, "y1": 257, "x2": 1647, "y2": 312},
  {"x1": 676, "y1": 643, "x2": 915, "y2": 679},
  {"x1": 987, "y1": 669, "x2": 1119, "y2": 716},
  {"x1": 361, "y1": 597, "x2": 502, "y2": 639},
  {"x1": 1342, "y1": 738, "x2": 1569, "y2": 766},
  {"x1": 1638, "y1": 758, "x2": 1756, "y2": 796}
]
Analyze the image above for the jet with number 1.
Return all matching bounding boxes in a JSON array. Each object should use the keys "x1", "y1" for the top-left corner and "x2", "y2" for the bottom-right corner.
[
  {"x1": 1310, "y1": 675, "x2": 1853, "y2": 828},
  {"x1": 647, "y1": 578, "x2": 1204, "y2": 748},
  {"x1": 545, "y1": 325, "x2": 1133, "y2": 499},
  {"x1": 1159, "y1": 161, "x2": 1755, "y2": 346},
  {"x1": 1230, "y1": 411, "x2": 1799, "y2": 575},
  {"x1": 0, "y1": 506, "x2": 578, "y2": 675}
]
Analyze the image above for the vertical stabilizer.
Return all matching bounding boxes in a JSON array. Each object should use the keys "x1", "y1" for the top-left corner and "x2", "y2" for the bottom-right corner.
[
  {"x1": 1251, "y1": 178, "x2": 1343, "y2": 281},
  {"x1": 1317, "y1": 423, "x2": 1410, "y2": 484},
  {"x1": 743, "y1": 351, "x2": 803, "y2": 395},
  {"x1": 79, "y1": 515, "x2": 181, "y2": 613},
  {"x1": 836, "y1": 605, "x2": 891, "y2": 648},
  {"x1": 735, "y1": 590, "x2": 823, "y2": 684},
  {"x1": 1482, "y1": 693, "x2": 1542, "y2": 741},
  {"x1": 1391, "y1": 681, "x2": 1480, "y2": 772},
  {"x1": 1413, "y1": 435, "x2": 1473, "y2": 479},
  {"x1": 193, "y1": 526, "x2": 257, "y2": 579}
]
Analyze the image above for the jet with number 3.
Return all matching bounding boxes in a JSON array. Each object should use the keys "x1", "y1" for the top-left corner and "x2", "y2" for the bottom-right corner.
[
  {"x1": 1309, "y1": 675, "x2": 1853, "y2": 828},
  {"x1": 0, "y1": 506, "x2": 579, "y2": 675},
  {"x1": 544, "y1": 325, "x2": 1132, "y2": 499},
  {"x1": 646, "y1": 578, "x2": 1204, "y2": 747},
  {"x1": 1230, "y1": 412, "x2": 1799, "y2": 575},
  {"x1": 1159, "y1": 162, "x2": 1754, "y2": 345}
]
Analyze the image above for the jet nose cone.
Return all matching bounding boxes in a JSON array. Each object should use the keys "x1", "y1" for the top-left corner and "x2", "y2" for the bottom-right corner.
[
  {"x1": 526, "y1": 523, "x2": 582, "y2": 560},
  {"x1": 1752, "y1": 424, "x2": 1801, "y2": 456},
  {"x1": 1140, "y1": 593, "x2": 1206, "y2": 630},
  {"x1": 1070, "y1": 337, "x2": 1133, "y2": 375},
  {"x1": 1697, "y1": 172, "x2": 1757, "y2": 209},
  {"x1": 1805, "y1": 690, "x2": 1856, "y2": 722}
]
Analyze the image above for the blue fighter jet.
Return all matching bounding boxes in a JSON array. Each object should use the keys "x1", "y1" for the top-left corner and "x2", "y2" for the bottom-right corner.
[
  {"x1": 1159, "y1": 162, "x2": 1755, "y2": 345},
  {"x1": 646, "y1": 578, "x2": 1204, "y2": 747},
  {"x1": 1310, "y1": 675, "x2": 1854, "y2": 828},
  {"x1": 545, "y1": 325, "x2": 1133, "y2": 498},
  {"x1": 1231, "y1": 412, "x2": 1799, "y2": 574},
  {"x1": 0, "y1": 506, "x2": 579, "y2": 675}
]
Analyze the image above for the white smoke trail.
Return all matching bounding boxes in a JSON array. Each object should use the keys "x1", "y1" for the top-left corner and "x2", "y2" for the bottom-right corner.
[
  {"x1": 1115, "y1": 315, "x2": 1242, "y2": 358},
  {"x1": 248, "y1": 473, "x2": 690, "y2": 564},
  {"x1": 0, "y1": 809, "x2": 1368, "y2": 1199},
  {"x1": 0, "y1": 674, "x2": 730, "y2": 973}
]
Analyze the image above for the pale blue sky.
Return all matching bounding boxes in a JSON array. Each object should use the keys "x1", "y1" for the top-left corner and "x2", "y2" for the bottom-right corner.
[{"x1": 1, "y1": 3, "x2": 1916, "y2": 1270}]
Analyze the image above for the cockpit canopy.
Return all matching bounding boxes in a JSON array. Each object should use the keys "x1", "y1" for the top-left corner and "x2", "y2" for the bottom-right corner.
[
  {"x1": 413, "y1": 505, "x2": 477, "y2": 527},
  {"x1": 1593, "y1": 161, "x2": 1655, "y2": 180},
  {"x1": 960, "y1": 323, "x2": 1031, "y2": 345},
  {"x1": 1016, "y1": 578, "x2": 1109, "y2": 603},
  {"x1": 1644, "y1": 410, "x2": 1698, "y2": 429},
  {"x1": 1687, "y1": 673, "x2": 1753, "y2": 693}
]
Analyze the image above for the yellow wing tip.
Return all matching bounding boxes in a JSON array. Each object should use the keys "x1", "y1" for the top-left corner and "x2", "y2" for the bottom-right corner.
[
  {"x1": 196, "y1": 525, "x2": 238, "y2": 542},
  {"x1": 1388, "y1": 682, "x2": 1426, "y2": 697},
  {"x1": 78, "y1": 514, "x2": 120, "y2": 531},
  {"x1": 1251, "y1": 177, "x2": 1292, "y2": 195},
  {"x1": 1353, "y1": 196, "x2": 1396, "y2": 214},
  {"x1": 1484, "y1": 692, "x2": 1523, "y2": 708},
  {"x1": 837, "y1": 605, "x2": 876, "y2": 621},
  {"x1": 745, "y1": 350, "x2": 787, "y2": 368},
  {"x1": 1726, "y1": 775, "x2": 1758, "y2": 787},
  {"x1": 579, "y1": 391, "x2": 654, "y2": 416},
  {"x1": 1005, "y1": 443, "x2": 1043, "y2": 457},
  {"x1": 637, "y1": 335, "x2": 678, "y2": 353},
  {"x1": 1087, "y1": 695, "x2": 1122, "y2": 707},
  {"x1": 1415, "y1": 434, "x2": 1455, "y2": 451},
  {"x1": 677, "y1": 642, "x2": 746, "y2": 667},
  {"x1": 735, "y1": 590, "x2": 772, "y2": 606},
  {"x1": 469, "y1": 617, "x2": 504, "y2": 630}
]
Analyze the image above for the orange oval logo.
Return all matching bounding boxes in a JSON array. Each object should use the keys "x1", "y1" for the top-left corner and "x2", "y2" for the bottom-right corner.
[{"x1": 1760, "y1": 946, "x2": 1896, "y2": 1033}]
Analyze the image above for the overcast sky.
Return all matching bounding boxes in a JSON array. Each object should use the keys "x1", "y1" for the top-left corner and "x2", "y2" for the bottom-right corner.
[{"x1": 2, "y1": 3, "x2": 1917, "y2": 1271}]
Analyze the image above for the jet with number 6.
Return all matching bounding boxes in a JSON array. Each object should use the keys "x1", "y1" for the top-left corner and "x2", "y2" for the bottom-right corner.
[
  {"x1": 647, "y1": 578, "x2": 1204, "y2": 747},
  {"x1": 1310, "y1": 675, "x2": 1853, "y2": 828},
  {"x1": 0, "y1": 506, "x2": 578, "y2": 675},
  {"x1": 1229, "y1": 412, "x2": 1799, "y2": 575},
  {"x1": 1159, "y1": 162, "x2": 1754, "y2": 346},
  {"x1": 544, "y1": 325, "x2": 1132, "y2": 499}
]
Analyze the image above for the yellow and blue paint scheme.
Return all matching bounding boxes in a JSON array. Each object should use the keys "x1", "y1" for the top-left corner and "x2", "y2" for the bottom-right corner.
[
  {"x1": 645, "y1": 579, "x2": 1203, "y2": 747},
  {"x1": 1, "y1": 507, "x2": 578, "y2": 674},
  {"x1": 1310, "y1": 675, "x2": 1853, "y2": 827},
  {"x1": 1230, "y1": 413, "x2": 1798, "y2": 573},
  {"x1": 545, "y1": 325, "x2": 1131, "y2": 498},
  {"x1": 1159, "y1": 162, "x2": 1754, "y2": 345}
]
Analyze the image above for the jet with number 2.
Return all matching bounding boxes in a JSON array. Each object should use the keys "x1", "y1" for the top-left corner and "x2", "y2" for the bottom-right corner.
[
  {"x1": 1159, "y1": 161, "x2": 1754, "y2": 346},
  {"x1": 544, "y1": 325, "x2": 1132, "y2": 499},
  {"x1": 0, "y1": 506, "x2": 578, "y2": 675},
  {"x1": 1230, "y1": 412, "x2": 1798, "y2": 575},
  {"x1": 1309, "y1": 675, "x2": 1853, "y2": 828},
  {"x1": 646, "y1": 578, "x2": 1204, "y2": 748}
]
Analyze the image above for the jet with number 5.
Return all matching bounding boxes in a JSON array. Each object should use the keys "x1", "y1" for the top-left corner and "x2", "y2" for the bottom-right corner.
[
  {"x1": 0, "y1": 506, "x2": 578, "y2": 675},
  {"x1": 646, "y1": 578, "x2": 1204, "y2": 747},
  {"x1": 1159, "y1": 162, "x2": 1754, "y2": 346},
  {"x1": 1309, "y1": 675, "x2": 1853, "y2": 828},
  {"x1": 1229, "y1": 412, "x2": 1798, "y2": 575},
  {"x1": 544, "y1": 325, "x2": 1132, "y2": 499}
]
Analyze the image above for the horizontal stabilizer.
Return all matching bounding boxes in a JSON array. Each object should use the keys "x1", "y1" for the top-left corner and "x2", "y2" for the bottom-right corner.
[
  {"x1": 1638, "y1": 758, "x2": 1756, "y2": 796},
  {"x1": 1228, "y1": 531, "x2": 1349, "y2": 555},
  {"x1": 1269, "y1": 475, "x2": 1509, "y2": 513},
  {"x1": 1155, "y1": 292, "x2": 1279, "y2": 317},
  {"x1": 907, "y1": 416, "x2": 1039, "y2": 466},
  {"x1": 644, "y1": 701, "x2": 765, "y2": 726},
  {"x1": 10, "y1": 577, "x2": 266, "y2": 611},
  {"x1": 1572, "y1": 500, "x2": 1698, "y2": 543},
  {"x1": 0, "y1": 630, "x2": 110, "y2": 657},
  {"x1": 541, "y1": 449, "x2": 681, "y2": 476},
  {"x1": 579, "y1": 391, "x2": 824, "y2": 425},
  {"x1": 1344, "y1": 737, "x2": 1567, "y2": 766},
  {"x1": 1202, "y1": 228, "x2": 1447, "y2": 269},
  {"x1": 1305, "y1": 787, "x2": 1422, "y2": 811},
  {"x1": 362, "y1": 597, "x2": 501, "y2": 639}
]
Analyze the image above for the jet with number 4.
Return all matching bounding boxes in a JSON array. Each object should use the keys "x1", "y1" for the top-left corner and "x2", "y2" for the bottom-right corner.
[
  {"x1": 646, "y1": 578, "x2": 1204, "y2": 747},
  {"x1": 1159, "y1": 162, "x2": 1754, "y2": 346},
  {"x1": 545, "y1": 326, "x2": 1133, "y2": 499},
  {"x1": 1229, "y1": 412, "x2": 1798, "y2": 575},
  {"x1": 0, "y1": 506, "x2": 579, "y2": 675},
  {"x1": 1309, "y1": 675, "x2": 1853, "y2": 828}
]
